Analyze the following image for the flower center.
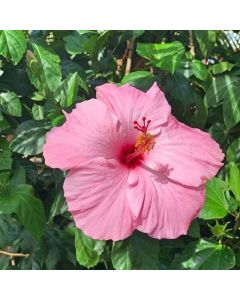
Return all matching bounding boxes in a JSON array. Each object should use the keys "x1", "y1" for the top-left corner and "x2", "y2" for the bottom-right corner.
[
  {"x1": 133, "y1": 117, "x2": 155, "y2": 154},
  {"x1": 119, "y1": 117, "x2": 155, "y2": 168}
]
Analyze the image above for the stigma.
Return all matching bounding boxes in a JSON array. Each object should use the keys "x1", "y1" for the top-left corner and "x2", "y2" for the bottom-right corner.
[{"x1": 133, "y1": 117, "x2": 155, "y2": 154}]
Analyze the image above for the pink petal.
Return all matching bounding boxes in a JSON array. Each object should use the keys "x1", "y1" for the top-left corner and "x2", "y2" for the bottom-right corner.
[
  {"x1": 96, "y1": 82, "x2": 171, "y2": 134},
  {"x1": 63, "y1": 158, "x2": 136, "y2": 241},
  {"x1": 43, "y1": 99, "x2": 126, "y2": 170},
  {"x1": 127, "y1": 166, "x2": 205, "y2": 239},
  {"x1": 149, "y1": 115, "x2": 224, "y2": 187}
]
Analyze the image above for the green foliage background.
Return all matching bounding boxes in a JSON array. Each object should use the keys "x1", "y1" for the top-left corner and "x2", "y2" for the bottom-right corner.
[{"x1": 0, "y1": 30, "x2": 240, "y2": 270}]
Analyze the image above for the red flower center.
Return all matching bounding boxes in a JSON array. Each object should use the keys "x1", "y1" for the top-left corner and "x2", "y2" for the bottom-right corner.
[{"x1": 119, "y1": 117, "x2": 155, "y2": 168}]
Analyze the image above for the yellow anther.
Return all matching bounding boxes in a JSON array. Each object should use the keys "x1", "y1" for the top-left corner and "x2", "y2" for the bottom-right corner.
[{"x1": 135, "y1": 133, "x2": 155, "y2": 154}]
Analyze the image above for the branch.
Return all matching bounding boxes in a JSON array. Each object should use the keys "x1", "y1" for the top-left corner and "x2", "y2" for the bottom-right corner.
[
  {"x1": 189, "y1": 30, "x2": 195, "y2": 57},
  {"x1": 0, "y1": 250, "x2": 30, "y2": 258},
  {"x1": 116, "y1": 46, "x2": 128, "y2": 76},
  {"x1": 125, "y1": 38, "x2": 135, "y2": 76}
]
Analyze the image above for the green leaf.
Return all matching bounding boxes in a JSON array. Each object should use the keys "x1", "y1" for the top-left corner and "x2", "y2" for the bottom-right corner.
[
  {"x1": 27, "y1": 43, "x2": 61, "y2": 95},
  {"x1": 137, "y1": 41, "x2": 185, "y2": 73},
  {"x1": 44, "y1": 100, "x2": 65, "y2": 126},
  {"x1": 32, "y1": 104, "x2": 44, "y2": 120},
  {"x1": 0, "y1": 30, "x2": 27, "y2": 65},
  {"x1": 162, "y1": 73, "x2": 207, "y2": 128},
  {"x1": 75, "y1": 229, "x2": 106, "y2": 268},
  {"x1": 10, "y1": 164, "x2": 26, "y2": 186},
  {"x1": 49, "y1": 191, "x2": 67, "y2": 221},
  {"x1": 0, "y1": 137, "x2": 12, "y2": 171},
  {"x1": 192, "y1": 60, "x2": 208, "y2": 81},
  {"x1": 92, "y1": 31, "x2": 112, "y2": 70},
  {"x1": 227, "y1": 138, "x2": 240, "y2": 163},
  {"x1": 121, "y1": 71, "x2": 155, "y2": 91},
  {"x1": 187, "y1": 219, "x2": 201, "y2": 238},
  {"x1": 194, "y1": 30, "x2": 217, "y2": 57},
  {"x1": 200, "y1": 178, "x2": 228, "y2": 220},
  {"x1": 137, "y1": 41, "x2": 185, "y2": 61},
  {"x1": 0, "y1": 92, "x2": 22, "y2": 117},
  {"x1": 204, "y1": 76, "x2": 240, "y2": 129},
  {"x1": 208, "y1": 122, "x2": 228, "y2": 148},
  {"x1": 0, "y1": 118, "x2": 10, "y2": 132},
  {"x1": 10, "y1": 120, "x2": 51, "y2": 156},
  {"x1": 204, "y1": 75, "x2": 240, "y2": 106},
  {"x1": 55, "y1": 72, "x2": 87, "y2": 108},
  {"x1": 222, "y1": 83, "x2": 240, "y2": 129},
  {"x1": 64, "y1": 31, "x2": 96, "y2": 56},
  {"x1": 111, "y1": 231, "x2": 160, "y2": 270},
  {"x1": 211, "y1": 62, "x2": 234, "y2": 74},
  {"x1": 174, "y1": 239, "x2": 235, "y2": 270},
  {"x1": 229, "y1": 163, "x2": 240, "y2": 202},
  {"x1": 1, "y1": 184, "x2": 46, "y2": 240},
  {"x1": 0, "y1": 188, "x2": 18, "y2": 214},
  {"x1": 0, "y1": 215, "x2": 20, "y2": 248},
  {"x1": 13, "y1": 184, "x2": 46, "y2": 240}
]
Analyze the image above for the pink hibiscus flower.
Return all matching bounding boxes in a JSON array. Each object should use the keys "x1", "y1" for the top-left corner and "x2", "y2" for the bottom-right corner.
[{"x1": 43, "y1": 83, "x2": 224, "y2": 241}]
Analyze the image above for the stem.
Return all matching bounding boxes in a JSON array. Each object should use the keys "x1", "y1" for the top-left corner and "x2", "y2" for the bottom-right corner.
[
  {"x1": 116, "y1": 45, "x2": 129, "y2": 76},
  {"x1": 189, "y1": 30, "x2": 195, "y2": 57},
  {"x1": 0, "y1": 250, "x2": 30, "y2": 258},
  {"x1": 125, "y1": 38, "x2": 135, "y2": 75}
]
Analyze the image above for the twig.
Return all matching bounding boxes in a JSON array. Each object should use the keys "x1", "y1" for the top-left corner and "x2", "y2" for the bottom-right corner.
[
  {"x1": 125, "y1": 38, "x2": 135, "y2": 76},
  {"x1": 116, "y1": 46, "x2": 129, "y2": 76},
  {"x1": 0, "y1": 250, "x2": 30, "y2": 258},
  {"x1": 189, "y1": 30, "x2": 195, "y2": 57}
]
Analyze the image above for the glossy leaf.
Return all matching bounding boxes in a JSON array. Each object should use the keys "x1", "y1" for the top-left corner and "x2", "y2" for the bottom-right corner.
[
  {"x1": 192, "y1": 60, "x2": 208, "y2": 81},
  {"x1": 200, "y1": 178, "x2": 228, "y2": 220},
  {"x1": 64, "y1": 31, "x2": 98, "y2": 56},
  {"x1": 0, "y1": 92, "x2": 22, "y2": 117},
  {"x1": 211, "y1": 62, "x2": 234, "y2": 74},
  {"x1": 55, "y1": 72, "x2": 87, "y2": 108},
  {"x1": 32, "y1": 104, "x2": 44, "y2": 120},
  {"x1": 137, "y1": 41, "x2": 185, "y2": 73},
  {"x1": 204, "y1": 76, "x2": 240, "y2": 106},
  {"x1": 75, "y1": 229, "x2": 106, "y2": 268},
  {"x1": 0, "y1": 30, "x2": 27, "y2": 65},
  {"x1": 222, "y1": 83, "x2": 240, "y2": 129},
  {"x1": 229, "y1": 163, "x2": 240, "y2": 202},
  {"x1": 121, "y1": 71, "x2": 155, "y2": 91},
  {"x1": 174, "y1": 239, "x2": 235, "y2": 270},
  {"x1": 10, "y1": 120, "x2": 51, "y2": 156},
  {"x1": 27, "y1": 43, "x2": 61, "y2": 95},
  {"x1": 194, "y1": 30, "x2": 217, "y2": 57}
]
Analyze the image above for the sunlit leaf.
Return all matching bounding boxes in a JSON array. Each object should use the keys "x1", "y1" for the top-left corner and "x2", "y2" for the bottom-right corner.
[
  {"x1": 200, "y1": 178, "x2": 228, "y2": 220},
  {"x1": 0, "y1": 30, "x2": 27, "y2": 65}
]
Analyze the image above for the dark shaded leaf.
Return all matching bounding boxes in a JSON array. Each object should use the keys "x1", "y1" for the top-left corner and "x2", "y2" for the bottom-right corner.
[{"x1": 111, "y1": 231, "x2": 160, "y2": 270}]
